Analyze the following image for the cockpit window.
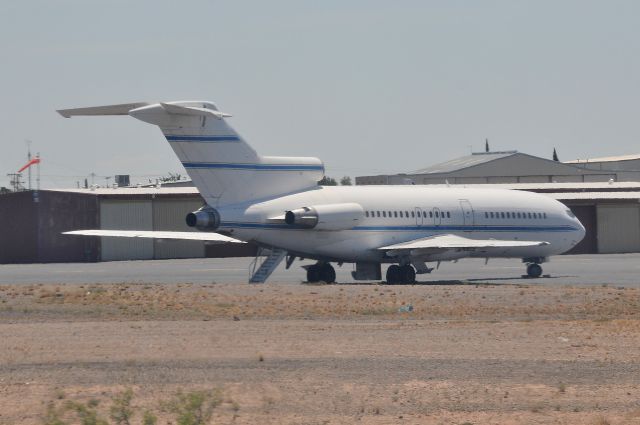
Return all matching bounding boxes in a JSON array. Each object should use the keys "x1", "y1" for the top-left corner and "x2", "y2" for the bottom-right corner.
[{"x1": 566, "y1": 209, "x2": 576, "y2": 218}]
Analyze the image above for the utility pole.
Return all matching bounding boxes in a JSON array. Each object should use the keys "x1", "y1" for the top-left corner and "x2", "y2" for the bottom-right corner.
[
  {"x1": 7, "y1": 173, "x2": 23, "y2": 192},
  {"x1": 36, "y1": 152, "x2": 40, "y2": 190},
  {"x1": 25, "y1": 140, "x2": 32, "y2": 190}
]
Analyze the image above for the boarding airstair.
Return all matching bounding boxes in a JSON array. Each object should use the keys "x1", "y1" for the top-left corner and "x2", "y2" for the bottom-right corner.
[{"x1": 249, "y1": 247, "x2": 287, "y2": 283}]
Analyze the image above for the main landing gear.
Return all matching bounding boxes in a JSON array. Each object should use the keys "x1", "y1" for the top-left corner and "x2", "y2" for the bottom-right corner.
[
  {"x1": 386, "y1": 264, "x2": 417, "y2": 285},
  {"x1": 523, "y1": 257, "x2": 545, "y2": 278},
  {"x1": 306, "y1": 263, "x2": 336, "y2": 283},
  {"x1": 526, "y1": 263, "x2": 543, "y2": 278}
]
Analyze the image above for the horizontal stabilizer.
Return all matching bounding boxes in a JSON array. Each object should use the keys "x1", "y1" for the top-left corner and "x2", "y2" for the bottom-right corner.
[
  {"x1": 160, "y1": 102, "x2": 232, "y2": 119},
  {"x1": 57, "y1": 102, "x2": 149, "y2": 118},
  {"x1": 380, "y1": 234, "x2": 548, "y2": 251},
  {"x1": 63, "y1": 229, "x2": 244, "y2": 243}
]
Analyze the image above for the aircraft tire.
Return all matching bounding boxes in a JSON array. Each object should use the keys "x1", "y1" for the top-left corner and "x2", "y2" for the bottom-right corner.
[
  {"x1": 526, "y1": 263, "x2": 543, "y2": 278},
  {"x1": 319, "y1": 263, "x2": 336, "y2": 283},
  {"x1": 386, "y1": 265, "x2": 402, "y2": 285},
  {"x1": 307, "y1": 265, "x2": 321, "y2": 283},
  {"x1": 400, "y1": 265, "x2": 416, "y2": 284}
]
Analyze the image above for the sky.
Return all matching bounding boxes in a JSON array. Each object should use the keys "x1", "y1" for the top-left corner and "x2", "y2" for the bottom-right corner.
[{"x1": 1, "y1": 0, "x2": 639, "y2": 189}]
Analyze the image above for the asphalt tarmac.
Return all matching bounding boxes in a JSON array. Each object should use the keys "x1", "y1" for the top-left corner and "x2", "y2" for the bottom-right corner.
[{"x1": 1, "y1": 253, "x2": 639, "y2": 286}]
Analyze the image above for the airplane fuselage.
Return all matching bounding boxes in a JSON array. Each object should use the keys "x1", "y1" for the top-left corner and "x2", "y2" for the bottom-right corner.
[{"x1": 219, "y1": 185, "x2": 585, "y2": 262}]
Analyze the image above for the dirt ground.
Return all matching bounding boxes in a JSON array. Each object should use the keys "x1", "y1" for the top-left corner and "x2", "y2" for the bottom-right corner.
[{"x1": 1, "y1": 281, "x2": 640, "y2": 424}]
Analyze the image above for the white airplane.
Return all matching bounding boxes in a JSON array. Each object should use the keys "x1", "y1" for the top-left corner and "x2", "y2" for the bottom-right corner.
[{"x1": 58, "y1": 101, "x2": 586, "y2": 284}]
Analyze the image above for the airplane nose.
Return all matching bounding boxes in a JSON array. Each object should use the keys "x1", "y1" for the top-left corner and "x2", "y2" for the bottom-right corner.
[{"x1": 575, "y1": 218, "x2": 586, "y2": 242}]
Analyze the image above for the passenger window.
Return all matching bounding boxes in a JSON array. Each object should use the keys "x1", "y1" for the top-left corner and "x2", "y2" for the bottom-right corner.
[
  {"x1": 528, "y1": 212, "x2": 532, "y2": 219},
  {"x1": 517, "y1": 212, "x2": 521, "y2": 219},
  {"x1": 447, "y1": 212, "x2": 451, "y2": 218},
  {"x1": 485, "y1": 212, "x2": 488, "y2": 218},
  {"x1": 490, "y1": 212, "x2": 494, "y2": 218},
  {"x1": 376, "y1": 211, "x2": 380, "y2": 217},
  {"x1": 501, "y1": 212, "x2": 505, "y2": 219},
  {"x1": 423, "y1": 211, "x2": 427, "y2": 218},
  {"x1": 405, "y1": 211, "x2": 409, "y2": 217},
  {"x1": 383, "y1": 211, "x2": 386, "y2": 217},
  {"x1": 388, "y1": 211, "x2": 392, "y2": 217},
  {"x1": 394, "y1": 211, "x2": 398, "y2": 218},
  {"x1": 506, "y1": 212, "x2": 510, "y2": 218},
  {"x1": 411, "y1": 211, "x2": 415, "y2": 218},
  {"x1": 543, "y1": 212, "x2": 547, "y2": 219},
  {"x1": 365, "y1": 211, "x2": 369, "y2": 217},
  {"x1": 435, "y1": 211, "x2": 439, "y2": 218}
]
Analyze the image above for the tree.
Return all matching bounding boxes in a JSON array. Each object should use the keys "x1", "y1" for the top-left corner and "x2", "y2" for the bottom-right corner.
[
  {"x1": 485, "y1": 138, "x2": 490, "y2": 153},
  {"x1": 159, "y1": 172, "x2": 182, "y2": 183},
  {"x1": 340, "y1": 176, "x2": 352, "y2": 186},
  {"x1": 553, "y1": 148, "x2": 559, "y2": 162},
  {"x1": 318, "y1": 176, "x2": 337, "y2": 186}
]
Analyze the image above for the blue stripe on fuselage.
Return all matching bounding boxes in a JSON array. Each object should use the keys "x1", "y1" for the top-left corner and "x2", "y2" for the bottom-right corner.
[{"x1": 165, "y1": 135, "x2": 240, "y2": 142}]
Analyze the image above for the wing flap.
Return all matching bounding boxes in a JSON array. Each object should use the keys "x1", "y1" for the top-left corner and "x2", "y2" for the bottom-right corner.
[
  {"x1": 380, "y1": 234, "x2": 549, "y2": 251},
  {"x1": 63, "y1": 230, "x2": 244, "y2": 243}
]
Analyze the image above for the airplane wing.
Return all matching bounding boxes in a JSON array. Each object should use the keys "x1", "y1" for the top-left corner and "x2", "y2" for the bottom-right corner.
[
  {"x1": 379, "y1": 234, "x2": 548, "y2": 254},
  {"x1": 63, "y1": 229, "x2": 244, "y2": 243}
]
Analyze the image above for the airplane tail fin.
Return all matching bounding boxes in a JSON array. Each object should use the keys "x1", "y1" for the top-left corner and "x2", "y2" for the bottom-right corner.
[{"x1": 58, "y1": 101, "x2": 324, "y2": 206}]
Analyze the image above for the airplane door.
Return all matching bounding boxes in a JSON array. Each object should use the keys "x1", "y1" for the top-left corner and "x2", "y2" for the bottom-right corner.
[
  {"x1": 460, "y1": 199, "x2": 475, "y2": 228},
  {"x1": 433, "y1": 207, "x2": 441, "y2": 226},
  {"x1": 415, "y1": 207, "x2": 423, "y2": 226}
]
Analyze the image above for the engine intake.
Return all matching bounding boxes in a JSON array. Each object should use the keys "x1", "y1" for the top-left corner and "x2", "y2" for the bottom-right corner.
[
  {"x1": 186, "y1": 206, "x2": 220, "y2": 231},
  {"x1": 284, "y1": 203, "x2": 364, "y2": 230}
]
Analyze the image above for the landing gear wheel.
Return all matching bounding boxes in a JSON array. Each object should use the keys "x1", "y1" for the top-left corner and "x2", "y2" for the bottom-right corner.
[
  {"x1": 307, "y1": 265, "x2": 321, "y2": 283},
  {"x1": 400, "y1": 265, "x2": 416, "y2": 284},
  {"x1": 526, "y1": 263, "x2": 543, "y2": 278},
  {"x1": 386, "y1": 265, "x2": 402, "y2": 285},
  {"x1": 319, "y1": 263, "x2": 336, "y2": 283}
]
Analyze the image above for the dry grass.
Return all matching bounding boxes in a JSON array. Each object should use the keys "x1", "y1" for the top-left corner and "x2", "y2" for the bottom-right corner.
[{"x1": 1, "y1": 282, "x2": 639, "y2": 323}]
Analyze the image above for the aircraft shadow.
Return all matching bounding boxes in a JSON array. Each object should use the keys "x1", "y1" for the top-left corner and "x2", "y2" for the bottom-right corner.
[{"x1": 307, "y1": 275, "x2": 575, "y2": 286}]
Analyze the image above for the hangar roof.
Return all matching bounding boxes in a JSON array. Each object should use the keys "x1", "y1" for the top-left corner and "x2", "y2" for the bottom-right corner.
[
  {"x1": 544, "y1": 191, "x2": 640, "y2": 200},
  {"x1": 47, "y1": 187, "x2": 200, "y2": 195},
  {"x1": 565, "y1": 153, "x2": 640, "y2": 164},
  {"x1": 410, "y1": 151, "x2": 518, "y2": 174}
]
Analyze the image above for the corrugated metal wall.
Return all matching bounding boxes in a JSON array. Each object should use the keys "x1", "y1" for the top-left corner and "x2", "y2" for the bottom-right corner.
[
  {"x1": 597, "y1": 204, "x2": 640, "y2": 253},
  {"x1": 100, "y1": 200, "x2": 153, "y2": 260},
  {"x1": 152, "y1": 198, "x2": 205, "y2": 259}
]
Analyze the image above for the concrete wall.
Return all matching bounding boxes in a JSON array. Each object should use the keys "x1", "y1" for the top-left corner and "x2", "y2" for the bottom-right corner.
[{"x1": 0, "y1": 191, "x2": 100, "y2": 264}]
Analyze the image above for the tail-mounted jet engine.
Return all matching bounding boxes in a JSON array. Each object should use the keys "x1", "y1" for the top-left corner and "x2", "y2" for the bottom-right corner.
[
  {"x1": 186, "y1": 206, "x2": 221, "y2": 231},
  {"x1": 284, "y1": 203, "x2": 364, "y2": 230}
]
